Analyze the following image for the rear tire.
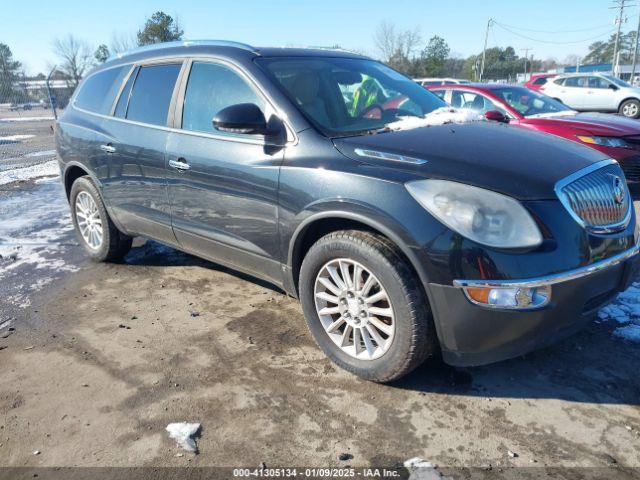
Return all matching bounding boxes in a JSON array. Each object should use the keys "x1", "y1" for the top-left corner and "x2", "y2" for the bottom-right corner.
[
  {"x1": 70, "y1": 176, "x2": 132, "y2": 262},
  {"x1": 619, "y1": 99, "x2": 640, "y2": 119},
  {"x1": 299, "y1": 230, "x2": 437, "y2": 383}
]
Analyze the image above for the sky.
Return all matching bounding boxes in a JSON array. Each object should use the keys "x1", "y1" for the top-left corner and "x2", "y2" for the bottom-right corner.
[{"x1": 5, "y1": 0, "x2": 635, "y2": 75}]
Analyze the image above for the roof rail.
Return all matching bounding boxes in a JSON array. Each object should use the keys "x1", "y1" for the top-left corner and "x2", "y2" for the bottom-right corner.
[
  {"x1": 279, "y1": 45, "x2": 361, "y2": 55},
  {"x1": 108, "y1": 39, "x2": 256, "y2": 60}
]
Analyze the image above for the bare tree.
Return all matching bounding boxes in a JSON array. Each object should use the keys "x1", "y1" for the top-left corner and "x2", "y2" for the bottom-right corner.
[
  {"x1": 374, "y1": 21, "x2": 398, "y2": 61},
  {"x1": 373, "y1": 21, "x2": 421, "y2": 63},
  {"x1": 110, "y1": 32, "x2": 137, "y2": 55},
  {"x1": 52, "y1": 35, "x2": 93, "y2": 88}
]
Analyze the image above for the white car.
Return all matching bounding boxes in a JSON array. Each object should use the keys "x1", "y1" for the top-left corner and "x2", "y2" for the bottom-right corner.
[
  {"x1": 415, "y1": 77, "x2": 470, "y2": 87},
  {"x1": 541, "y1": 73, "x2": 640, "y2": 118}
]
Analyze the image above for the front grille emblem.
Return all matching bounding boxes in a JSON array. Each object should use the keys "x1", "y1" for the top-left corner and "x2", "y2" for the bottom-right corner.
[{"x1": 610, "y1": 174, "x2": 625, "y2": 205}]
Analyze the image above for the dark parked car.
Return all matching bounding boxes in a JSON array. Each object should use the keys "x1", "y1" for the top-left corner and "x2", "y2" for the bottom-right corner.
[{"x1": 56, "y1": 41, "x2": 639, "y2": 382}]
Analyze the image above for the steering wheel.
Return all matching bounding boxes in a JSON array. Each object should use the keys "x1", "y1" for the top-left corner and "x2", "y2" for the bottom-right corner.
[
  {"x1": 359, "y1": 104, "x2": 421, "y2": 121},
  {"x1": 359, "y1": 103, "x2": 384, "y2": 119}
]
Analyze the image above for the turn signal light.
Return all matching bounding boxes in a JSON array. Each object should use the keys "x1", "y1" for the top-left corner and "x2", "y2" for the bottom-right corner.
[{"x1": 463, "y1": 286, "x2": 551, "y2": 310}]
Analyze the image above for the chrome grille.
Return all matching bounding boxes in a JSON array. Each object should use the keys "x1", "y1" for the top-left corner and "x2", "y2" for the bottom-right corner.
[{"x1": 557, "y1": 161, "x2": 631, "y2": 233}]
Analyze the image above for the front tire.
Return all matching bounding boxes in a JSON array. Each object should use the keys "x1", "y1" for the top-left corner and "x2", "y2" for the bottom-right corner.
[
  {"x1": 70, "y1": 176, "x2": 132, "y2": 262},
  {"x1": 299, "y1": 230, "x2": 436, "y2": 383},
  {"x1": 619, "y1": 99, "x2": 640, "y2": 118}
]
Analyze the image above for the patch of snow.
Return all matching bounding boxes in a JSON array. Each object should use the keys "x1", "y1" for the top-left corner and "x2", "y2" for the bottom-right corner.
[
  {"x1": 0, "y1": 179, "x2": 78, "y2": 304},
  {"x1": 26, "y1": 149, "x2": 57, "y2": 158},
  {"x1": 613, "y1": 324, "x2": 640, "y2": 342},
  {"x1": 598, "y1": 281, "x2": 640, "y2": 342},
  {"x1": 166, "y1": 422, "x2": 201, "y2": 452},
  {"x1": 0, "y1": 116, "x2": 54, "y2": 123},
  {"x1": 0, "y1": 160, "x2": 59, "y2": 185},
  {"x1": 0, "y1": 134, "x2": 35, "y2": 142},
  {"x1": 386, "y1": 107, "x2": 485, "y2": 131}
]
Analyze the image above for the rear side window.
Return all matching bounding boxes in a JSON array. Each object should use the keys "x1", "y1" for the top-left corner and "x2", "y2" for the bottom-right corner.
[
  {"x1": 181, "y1": 62, "x2": 265, "y2": 134},
  {"x1": 74, "y1": 66, "x2": 128, "y2": 114},
  {"x1": 126, "y1": 63, "x2": 182, "y2": 126},
  {"x1": 533, "y1": 77, "x2": 548, "y2": 85}
]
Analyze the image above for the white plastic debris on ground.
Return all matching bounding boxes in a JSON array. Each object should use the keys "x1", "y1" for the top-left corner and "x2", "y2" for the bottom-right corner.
[
  {"x1": 598, "y1": 282, "x2": 640, "y2": 342},
  {"x1": 166, "y1": 422, "x2": 201, "y2": 452},
  {"x1": 404, "y1": 458, "x2": 446, "y2": 480},
  {"x1": 0, "y1": 160, "x2": 59, "y2": 186},
  {"x1": 386, "y1": 107, "x2": 485, "y2": 131}
]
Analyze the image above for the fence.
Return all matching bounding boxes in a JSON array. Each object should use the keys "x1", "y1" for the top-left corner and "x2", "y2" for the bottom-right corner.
[{"x1": 0, "y1": 72, "x2": 72, "y2": 177}]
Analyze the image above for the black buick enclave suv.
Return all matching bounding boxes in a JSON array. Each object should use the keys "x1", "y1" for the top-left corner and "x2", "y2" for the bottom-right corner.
[{"x1": 56, "y1": 41, "x2": 640, "y2": 382}]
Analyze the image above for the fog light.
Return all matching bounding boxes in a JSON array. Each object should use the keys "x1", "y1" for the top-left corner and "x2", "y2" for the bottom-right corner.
[{"x1": 464, "y1": 286, "x2": 551, "y2": 309}]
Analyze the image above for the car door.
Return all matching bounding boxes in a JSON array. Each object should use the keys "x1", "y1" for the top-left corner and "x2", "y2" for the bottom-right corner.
[
  {"x1": 555, "y1": 76, "x2": 587, "y2": 109},
  {"x1": 100, "y1": 61, "x2": 184, "y2": 244},
  {"x1": 583, "y1": 76, "x2": 616, "y2": 110},
  {"x1": 165, "y1": 59, "x2": 285, "y2": 283}
]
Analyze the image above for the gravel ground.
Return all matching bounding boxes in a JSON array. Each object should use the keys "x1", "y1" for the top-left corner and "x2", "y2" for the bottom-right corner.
[{"x1": 1, "y1": 118, "x2": 640, "y2": 479}]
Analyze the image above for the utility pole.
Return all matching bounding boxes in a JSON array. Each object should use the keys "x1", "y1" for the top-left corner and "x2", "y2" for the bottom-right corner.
[
  {"x1": 611, "y1": 0, "x2": 629, "y2": 77},
  {"x1": 522, "y1": 48, "x2": 532, "y2": 80},
  {"x1": 479, "y1": 18, "x2": 493, "y2": 82},
  {"x1": 632, "y1": 7, "x2": 640, "y2": 84}
]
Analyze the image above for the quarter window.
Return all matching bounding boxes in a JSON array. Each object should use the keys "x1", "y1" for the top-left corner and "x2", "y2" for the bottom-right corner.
[
  {"x1": 74, "y1": 66, "x2": 128, "y2": 114},
  {"x1": 114, "y1": 66, "x2": 138, "y2": 118},
  {"x1": 182, "y1": 62, "x2": 265, "y2": 134},
  {"x1": 126, "y1": 63, "x2": 182, "y2": 126}
]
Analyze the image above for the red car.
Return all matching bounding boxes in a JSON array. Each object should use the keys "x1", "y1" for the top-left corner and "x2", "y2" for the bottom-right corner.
[
  {"x1": 525, "y1": 73, "x2": 556, "y2": 91},
  {"x1": 428, "y1": 83, "x2": 640, "y2": 197}
]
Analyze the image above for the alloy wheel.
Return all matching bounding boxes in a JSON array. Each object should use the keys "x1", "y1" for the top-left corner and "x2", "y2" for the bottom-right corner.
[
  {"x1": 623, "y1": 103, "x2": 639, "y2": 118},
  {"x1": 314, "y1": 258, "x2": 395, "y2": 360},
  {"x1": 75, "y1": 191, "x2": 103, "y2": 249}
]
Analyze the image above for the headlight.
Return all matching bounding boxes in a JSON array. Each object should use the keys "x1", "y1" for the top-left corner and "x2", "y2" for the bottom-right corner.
[
  {"x1": 406, "y1": 179, "x2": 543, "y2": 248},
  {"x1": 576, "y1": 135, "x2": 629, "y2": 148}
]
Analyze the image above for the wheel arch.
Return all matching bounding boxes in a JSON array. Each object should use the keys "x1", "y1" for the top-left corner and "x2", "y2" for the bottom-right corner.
[
  {"x1": 618, "y1": 96, "x2": 640, "y2": 112},
  {"x1": 63, "y1": 162, "x2": 97, "y2": 200},
  {"x1": 287, "y1": 209, "x2": 432, "y2": 299}
]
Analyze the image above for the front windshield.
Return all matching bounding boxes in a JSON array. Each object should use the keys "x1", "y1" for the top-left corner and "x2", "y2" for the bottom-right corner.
[
  {"x1": 603, "y1": 75, "x2": 631, "y2": 88},
  {"x1": 256, "y1": 57, "x2": 446, "y2": 137},
  {"x1": 492, "y1": 86, "x2": 572, "y2": 117}
]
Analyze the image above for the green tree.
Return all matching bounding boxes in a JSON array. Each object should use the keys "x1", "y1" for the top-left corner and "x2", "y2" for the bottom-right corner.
[
  {"x1": 419, "y1": 35, "x2": 450, "y2": 77},
  {"x1": 94, "y1": 44, "x2": 110, "y2": 63},
  {"x1": 0, "y1": 43, "x2": 21, "y2": 102},
  {"x1": 583, "y1": 31, "x2": 636, "y2": 65},
  {"x1": 137, "y1": 11, "x2": 184, "y2": 46}
]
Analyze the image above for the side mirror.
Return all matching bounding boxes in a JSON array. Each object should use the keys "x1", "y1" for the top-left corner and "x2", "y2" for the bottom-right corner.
[
  {"x1": 484, "y1": 110, "x2": 509, "y2": 123},
  {"x1": 213, "y1": 103, "x2": 267, "y2": 135},
  {"x1": 609, "y1": 83, "x2": 619, "y2": 91}
]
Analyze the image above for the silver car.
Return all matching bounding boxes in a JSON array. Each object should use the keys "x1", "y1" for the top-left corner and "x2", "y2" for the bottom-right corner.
[{"x1": 541, "y1": 73, "x2": 640, "y2": 119}]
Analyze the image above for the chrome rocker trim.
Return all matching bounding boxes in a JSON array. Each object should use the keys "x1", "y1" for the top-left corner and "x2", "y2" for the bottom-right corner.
[{"x1": 453, "y1": 240, "x2": 640, "y2": 289}]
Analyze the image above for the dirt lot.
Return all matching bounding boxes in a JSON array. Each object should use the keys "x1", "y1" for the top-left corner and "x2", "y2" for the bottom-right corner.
[{"x1": 1, "y1": 115, "x2": 640, "y2": 479}]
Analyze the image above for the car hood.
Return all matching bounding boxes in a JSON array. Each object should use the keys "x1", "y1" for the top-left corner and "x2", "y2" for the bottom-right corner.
[
  {"x1": 522, "y1": 112, "x2": 640, "y2": 136},
  {"x1": 333, "y1": 121, "x2": 608, "y2": 200}
]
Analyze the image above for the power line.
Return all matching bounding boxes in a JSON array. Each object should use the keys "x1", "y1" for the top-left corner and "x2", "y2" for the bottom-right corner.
[
  {"x1": 493, "y1": 21, "x2": 617, "y2": 45},
  {"x1": 495, "y1": 22, "x2": 616, "y2": 34}
]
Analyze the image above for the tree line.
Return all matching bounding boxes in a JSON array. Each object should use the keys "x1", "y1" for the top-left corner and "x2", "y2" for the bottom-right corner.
[{"x1": 2, "y1": 14, "x2": 637, "y2": 105}]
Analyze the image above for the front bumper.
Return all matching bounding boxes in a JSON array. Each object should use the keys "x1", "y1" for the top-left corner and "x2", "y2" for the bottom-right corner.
[{"x1": 428, "y1": 243, "x2": 640, "y2": 367}]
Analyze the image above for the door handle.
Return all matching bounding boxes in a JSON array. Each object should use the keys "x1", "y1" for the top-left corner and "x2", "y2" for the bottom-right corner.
[
  {"x1": 169, "y1": 158, "x2": 191, "y2": 171},
  {"x1": 100, "y1": 143, "x2": 116, "y2": 154}
]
